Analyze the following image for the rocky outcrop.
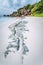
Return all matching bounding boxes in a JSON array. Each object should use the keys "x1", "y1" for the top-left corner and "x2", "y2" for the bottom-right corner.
[
  {"x1": 3, "y1": 8, "x2": 31, "y2": 17},
  {"x1": 18, "y1": 8, "x2": 31, "y2": 16},
  {"x1": 10, "y1": 8, "x2": 31, "y2": 17}
]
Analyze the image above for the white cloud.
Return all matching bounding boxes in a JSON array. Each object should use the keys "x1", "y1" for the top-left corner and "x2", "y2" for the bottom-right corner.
[
  {"x1": 13, "y1": 0, "x2": 18, "y2": 5},
  {"x1": 3, "y1": 0, "x2": 10, "y2": 7},
  {"x1": 0, "y1": 0, "x2": 40, "y2": 15},
  {"x1": 0, "y1": 0, "x2": 10, "y2": 7},
  {"x1": 21, "y1": 0, "x2": 26, "y2": 6},
  {"x1": 0, "y1": 0, "x2": 40, "y2": 8}
]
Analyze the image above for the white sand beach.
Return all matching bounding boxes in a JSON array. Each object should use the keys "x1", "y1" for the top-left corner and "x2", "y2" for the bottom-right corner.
[{"x1": 0, "y1": 17, "x2": 43, "y2": 65}]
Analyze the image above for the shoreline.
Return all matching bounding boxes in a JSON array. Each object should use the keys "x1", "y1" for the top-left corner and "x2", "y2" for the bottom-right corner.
[{"x1": 0, "y1": 16, "x2": 43, "y2": 18}]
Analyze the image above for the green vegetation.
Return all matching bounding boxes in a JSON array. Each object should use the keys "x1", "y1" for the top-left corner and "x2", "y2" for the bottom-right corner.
[
  {"x1": 41, "y1": 0, "x2": 43, "y2": 2},
  {"x1": 31, "y1": 1, "x2": 43, "y2": 16},
  {"x1": 4, "y1": 0, "x2": 43, "y2": 17},
  {"x1": 24, "y1": 0, "x2": 43, "y2": 16},
  {"x1": 18, "y1": 0, "x2": 43, "y2": 17},
  {"x1": 24, "y1": 4, "x2": 31, "y2": 10}
]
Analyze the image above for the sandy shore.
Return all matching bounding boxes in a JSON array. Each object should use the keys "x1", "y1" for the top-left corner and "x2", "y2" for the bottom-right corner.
[{"x1": 0, "y1": 17, "x2": 43, "y2": 65}]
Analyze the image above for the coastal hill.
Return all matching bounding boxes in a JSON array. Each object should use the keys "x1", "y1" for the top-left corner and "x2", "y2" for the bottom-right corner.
[{"x1": 3, "y1": 0, "x2": 43, "y2": 17}]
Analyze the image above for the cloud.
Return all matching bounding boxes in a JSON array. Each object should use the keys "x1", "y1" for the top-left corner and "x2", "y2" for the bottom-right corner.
[
  {"x1": 0, "y1": 0, "x2": 10, "y2": 7},
  {"x1": 8, "y1": 0, "x2": 21, "y2": 9},
  {"x1": 0, "y1": 7, "x2": 14, "y2": 15},
  {"x1": 13, "y1": 0, "x2": 18, "y2": 5},
  {"x1": 0, "y1": 0, "x2": 40, "y2": 15},
  {"x1": 21, "y1": 0, "x2": 27, "y2": 7}
]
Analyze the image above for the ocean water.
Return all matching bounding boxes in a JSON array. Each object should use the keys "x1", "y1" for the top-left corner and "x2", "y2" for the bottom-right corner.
[{"x1": 0, "y1": 17, "x2": 43, "y2": 65}]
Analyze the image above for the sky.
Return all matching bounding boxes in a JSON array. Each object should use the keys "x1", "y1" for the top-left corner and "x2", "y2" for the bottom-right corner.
[{"x1": 0, "y1": 0, "x2": 40, "y2": 15}]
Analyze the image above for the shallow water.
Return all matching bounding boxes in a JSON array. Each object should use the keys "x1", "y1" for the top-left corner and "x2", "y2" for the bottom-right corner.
[{"x1": 0, "y1": 17, "x2": 43, "y2": 65}]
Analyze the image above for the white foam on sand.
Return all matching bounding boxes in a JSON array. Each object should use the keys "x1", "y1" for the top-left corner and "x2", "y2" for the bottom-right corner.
[{"x1": 0, "y1": 17, "x2": 43, "y2": 65}]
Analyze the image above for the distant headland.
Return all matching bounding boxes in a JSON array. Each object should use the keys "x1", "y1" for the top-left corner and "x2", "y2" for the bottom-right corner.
[{"x1": 3, "y1": 0, "x2": 43, "y2": 17}]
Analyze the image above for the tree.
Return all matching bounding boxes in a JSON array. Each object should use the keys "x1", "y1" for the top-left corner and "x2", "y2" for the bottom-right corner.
[{"x1": 41, "y1": 0, "x2": 43, "y2": 2}]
